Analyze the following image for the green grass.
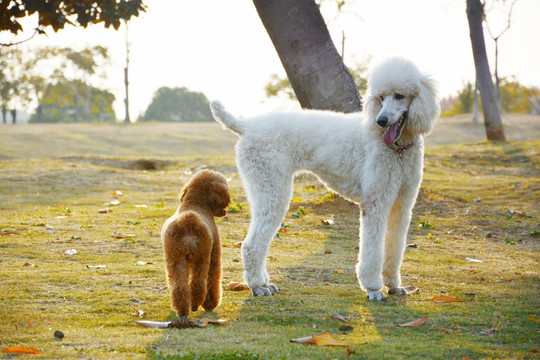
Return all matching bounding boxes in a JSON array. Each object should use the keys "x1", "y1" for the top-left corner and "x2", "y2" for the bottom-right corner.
[{"x1": 0, "y1": 121, "x2": 539, "y2": 359}]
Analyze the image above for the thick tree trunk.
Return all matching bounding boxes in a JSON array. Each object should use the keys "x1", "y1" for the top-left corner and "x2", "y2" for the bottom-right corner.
[
  {"x1": 466, "y1": 0, "x2": 506, "y2": 141},
  {"x1": 253, "y1": 0, "x2": 362, "y2": 113}
]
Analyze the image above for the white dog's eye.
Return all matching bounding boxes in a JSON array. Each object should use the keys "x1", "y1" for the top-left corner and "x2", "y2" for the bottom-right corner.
[{"x1": 394, "y1": 93, "x2": 405, "y2": 100}]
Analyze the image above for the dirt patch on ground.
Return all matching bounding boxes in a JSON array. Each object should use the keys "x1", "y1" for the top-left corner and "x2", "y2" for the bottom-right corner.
[{"x1": 61, "y1": 156, "x2": 177, "y2": 170}]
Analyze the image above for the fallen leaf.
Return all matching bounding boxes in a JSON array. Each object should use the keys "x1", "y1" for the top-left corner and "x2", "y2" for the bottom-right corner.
[
  {"x1": 64, "y1": 249, "x2": 77, "y2": 256},
  {"x1": 321, "y1": 219, "x2": 335, "y2": 225},
  {"x1": 136, "y1": 261, "x2": 154, "y2": 265},
  {"x1": 430, "y1": 296, "x2": 466, "y2": 303},
  {"x1": 3, "y1": 346, "x2": 44, "y2": 354},
  {"x1": 134, "y1": 204, "x2": 148, "y2": 209},
  {"x1": 336, "y1": 269, "x2": 344, "y2": 274},
  {"x1": 331, "y1": 313, "x2": 347, "y2": 322},
  {"x1": 113, "y1": 190, "x2": 123, "y2": 196},
  {"x1": 338, "y1": 324, "x2": 354, "y2": 332},
  {"x1": 200, "y1": 318, "x2": 228, "y2": 326},
  {"x1": 404, "y1": 285, "x2": 419, "y2": 294},
  {"x1": 227, "y1": 282, "x2": 250, "y2": 291},
  {"x1": 1, "y1": 230, "x2": 21, "y2": 236},
  {"x1": 86, "y1": 265, "x2": 106, "y2": 269},
  {"x1": 135, "y1": 320, "x2": 170, "y2": 328},
  {"x1": 23, "y1": 263, "x2": 37, "y2": 267},
  {"x1": 397, "y1": 315, "x2": 428, "y2": 327},
  {"x1": 112, "y1": 234, "x2": 135, "y2": 239},
  {"x1": 406, "y1": 243, "x2": 418, "y2": 248},
  {"x1": 290, "y1": 335, "x2": 316, "y2": 345},
  {"x1": 131, "y1": 309, "x2": 146, "y2": 318},
  {"x1": 98, "y1": 208, "x2": 112, "y2": 213},
  {"x1": 466, "y1": 257, "x2": 483, "y2": 263},
  {"x1": 291, "y1": 333, "x2": 352, "y2": 347},
  {"x1": 105, "y1": 200, "x2": 121, "y2": 206},
  {"x1": 128, "y1": 298, "x2": 145, "y2": 304},
  {"x1": 324, "y1": 249, "x2": 332, "y2": 254}
]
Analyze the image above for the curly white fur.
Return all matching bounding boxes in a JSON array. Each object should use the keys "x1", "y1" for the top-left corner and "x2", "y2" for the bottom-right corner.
[{"x1": 211, "y1": 57, "x2": 440, "y2": 301}]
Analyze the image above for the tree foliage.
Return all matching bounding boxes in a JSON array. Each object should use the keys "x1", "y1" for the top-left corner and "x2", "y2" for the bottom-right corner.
[
  {"x1": 30, "y1": 80, "x2": 115, "y2": 123},
  {"x1": 442, "y1": 78, "x2": 535, "y2": 116},
  {"x1": 0, "y1": 45, "x2": 115, "y2": 123},
  {"x1": 140, "y1": 87, "x2": 213, "y2": 122},
  {"x1": 0, "y1": 0, "x2": 145, "y2": 36}
]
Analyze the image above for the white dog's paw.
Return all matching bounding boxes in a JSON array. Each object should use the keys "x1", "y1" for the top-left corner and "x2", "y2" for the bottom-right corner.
[
  {"x1": 251, "y1": 284, "x2": 279, "y2": 297},
  {"x1": 367, "y1": 290, "x2": 387, "y2": 302},
  {"x1": 387, "y1": 287, "x2": 408, "y2": 296}
]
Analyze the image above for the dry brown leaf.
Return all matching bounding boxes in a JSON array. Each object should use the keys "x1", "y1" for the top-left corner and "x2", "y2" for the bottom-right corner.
[
  {"x1": 397, "y1": 315, "x2": 428, "y2": 327},
  {"x1": 112, "y1": 233, "x2": 135, "y2": 239},
  {"x1": 86, "y1": 265, "x2": 106, "y2": 269},
  {"x1": 135, "y1": 320, "x2": 170, "y2": 328},
  {"x1": 200, "y1": 318, "x2": 228, "y2": 326},
  {"x1": 430, "y1": 296, "x2": 466, "y2": 303},
  {"x1": 321, "y1": 219, "x2": 335, "y2": 225},
  {"x1": 131, "y1": 309, "x2": 146, "y2": 318},
  {"x1": 331, "y1": 313, "x2": 347, "y2": 322},
  {"x1": 227, "y1": 282, "x2": 250, "y2": 291},
  {"x1": 291, "y1": 333, "x2": 352, "y2": 347},
  {"x1": 290, "y1": 335, "x2": 317, "y2": 345},
  {"x1": 23, "y1": 263, "x2": 37, "y2": 267},
  {"x1": 136, "y1": 261, "x2": 154, "y2": 265},
  {"x1": 404, "y1": 285, "x2": 419, "y2": 294},
  {"x1": 98, "y1": 208, "x2": 112, "y2": 213},
  {"x1": 3, "y1": 346, "x2": 44, "y2": 354},
  {"x1": 336, "y1": 269, "x2": 344, "y2": 274}
]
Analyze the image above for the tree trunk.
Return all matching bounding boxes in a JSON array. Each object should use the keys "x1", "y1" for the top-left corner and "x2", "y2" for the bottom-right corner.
[
  {"x1": 1, "y1": 104, "x2": 6, "y2": 124},
  {"x1": 466, "y1": 0, "x2": 506, "y2": 141},
  {"x1": 473, "y1": 77, "x2": 479, "y2": 123},
  {"x1": 253, "y1": 0, "x2": 362, "y2": 113},
  {"x1": 10, "y1": 108, "x2": 16, "y2": 124}
]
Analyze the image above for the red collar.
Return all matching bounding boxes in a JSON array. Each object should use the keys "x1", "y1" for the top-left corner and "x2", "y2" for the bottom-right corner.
[{"x1": 390, "y1": 141, "x2": 415, "y2": 158}]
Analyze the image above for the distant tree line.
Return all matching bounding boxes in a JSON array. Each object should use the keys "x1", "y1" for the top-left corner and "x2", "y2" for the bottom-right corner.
[
  {"x1": 441, "y1": 79, "x2": 539, "y2": 117},
  {"x1": 0, "y1": 46, "x2": 115, "y2": 124},
  {"x1": 139, "y1": 87, "x2": 214, "y2": 122}
]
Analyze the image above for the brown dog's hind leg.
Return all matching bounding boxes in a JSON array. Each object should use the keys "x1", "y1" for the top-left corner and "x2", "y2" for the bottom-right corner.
[
  {"x1": 167, "y1": 259, "x2": 191, "y2": 317},
  {"x1": 203, "y1": 243, "x2": 222, "y2": 311}
]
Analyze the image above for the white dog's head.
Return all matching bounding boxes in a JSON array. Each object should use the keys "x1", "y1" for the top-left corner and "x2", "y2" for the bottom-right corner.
[{"x1": 364, "y1": 57, "x2": 440, "y2": 146}]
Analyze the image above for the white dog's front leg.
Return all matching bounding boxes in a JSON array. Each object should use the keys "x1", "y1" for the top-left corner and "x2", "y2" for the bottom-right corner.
[
  {"x1": 356, "y1": 200, "x2": 390, "y2": 302},
  {"x1": 383, "y1": 188, "x2": 417, "y2": 296},
  {"x1": 242, "y1": 237, "x2": 279, "y2": 296}
]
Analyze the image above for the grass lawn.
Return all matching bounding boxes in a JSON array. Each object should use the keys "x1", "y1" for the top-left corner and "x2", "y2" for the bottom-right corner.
[{"x1": 0, "y1": 118, "x2": 539, "y2": 359}]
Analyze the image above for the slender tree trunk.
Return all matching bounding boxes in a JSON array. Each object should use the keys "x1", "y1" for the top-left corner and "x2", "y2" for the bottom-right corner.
[
  {"x1": 124, "y1": 23, "x2": 131, "y2": 123},
  {"x1": 253, "y1": 0, "x2": 362, "y2": 113},
  {"x1": 466, "y1": 0, "x2": 506, "y2": 141},
  {"x1": 1, "y1": 104, "x2": 6, "y2": 124},
  {"x1": 10, "y1": 108, "x2": 16, "y2": 124}
]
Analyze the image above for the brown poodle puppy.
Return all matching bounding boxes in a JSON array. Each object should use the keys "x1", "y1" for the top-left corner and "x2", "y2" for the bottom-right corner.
[{"x1": 161, "y1": 169, "x2": 230, "y2": 318}]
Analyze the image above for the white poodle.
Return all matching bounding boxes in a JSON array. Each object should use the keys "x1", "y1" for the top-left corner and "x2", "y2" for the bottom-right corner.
[{"x1": 211, "y1": 57, "x2": 440, "y2": 301}]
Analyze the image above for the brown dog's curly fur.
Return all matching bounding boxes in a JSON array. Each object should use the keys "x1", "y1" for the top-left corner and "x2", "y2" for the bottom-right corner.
[{"x1": 161, "y1": 170, "x2": 230, "y2": 318}]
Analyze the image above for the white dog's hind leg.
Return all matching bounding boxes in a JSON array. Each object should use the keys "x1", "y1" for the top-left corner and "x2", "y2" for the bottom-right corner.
[{"x1": 241, "y1": 172, "x2": 293, "y2": 297}]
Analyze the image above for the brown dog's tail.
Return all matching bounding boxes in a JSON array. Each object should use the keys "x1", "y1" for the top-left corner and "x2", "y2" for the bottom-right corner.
[
  {"x1": 210, "y1": 100, "x2": 244, "y2": 136},
  {"x1": 172, "y1": 211, "x2": 211, "y2": 253}
]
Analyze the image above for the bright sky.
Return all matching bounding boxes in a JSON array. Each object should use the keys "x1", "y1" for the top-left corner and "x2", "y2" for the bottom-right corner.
[{"x1": 3, "y1": 0, "x2": 539, "y2": 120}]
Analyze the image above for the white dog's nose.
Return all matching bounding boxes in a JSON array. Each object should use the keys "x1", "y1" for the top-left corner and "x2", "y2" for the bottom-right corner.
[{"x1": 376, "y1": 115, "x2": 388, "y2": 127}]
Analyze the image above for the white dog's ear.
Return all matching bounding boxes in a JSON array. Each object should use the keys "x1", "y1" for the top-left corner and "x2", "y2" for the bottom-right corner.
[
  {"x1": 407, "y1": 74, "x2": 440, "y2": 135},
  {"x1": 363, "y1": 93, "x2": 381, "y2": 128}
]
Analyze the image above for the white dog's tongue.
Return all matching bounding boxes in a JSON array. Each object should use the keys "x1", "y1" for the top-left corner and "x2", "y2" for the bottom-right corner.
[{"x1": 383, "y1": 122, "x2": 399, "y2": 146}]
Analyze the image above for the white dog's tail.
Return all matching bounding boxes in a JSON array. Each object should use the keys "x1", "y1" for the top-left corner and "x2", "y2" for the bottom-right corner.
[{"x1": 210, "y1": 101, "x2": 243, "y2": 136}]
